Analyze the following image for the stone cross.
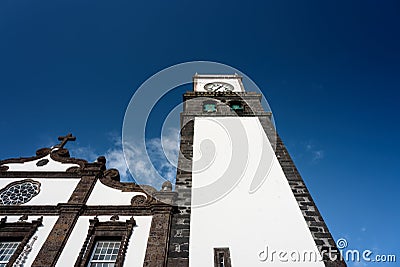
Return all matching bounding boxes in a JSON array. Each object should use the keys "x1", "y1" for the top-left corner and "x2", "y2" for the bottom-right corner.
[{"x1": 55, "y1": 133, "x2": 76, "y2": 148}]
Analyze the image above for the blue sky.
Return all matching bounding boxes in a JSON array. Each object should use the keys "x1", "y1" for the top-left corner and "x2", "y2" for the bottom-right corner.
[{"x1": 0, "y1": 0, "x2": 399, "y2": 265}]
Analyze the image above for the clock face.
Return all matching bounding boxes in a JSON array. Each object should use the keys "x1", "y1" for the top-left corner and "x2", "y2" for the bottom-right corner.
[{"x1": 204, "y1": 82, "x2": 234, "y2": 92}]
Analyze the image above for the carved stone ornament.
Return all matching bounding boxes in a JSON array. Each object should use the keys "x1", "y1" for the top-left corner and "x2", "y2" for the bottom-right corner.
[
  {"x1": 110, "y1": 214, "x2": 119, "y2": 221},
  {"x1": 0, "y1": 179, "x2": 41, "y2": 205},
  {"x1": 36, "y1": 159, "x2": 49, "y2": 167},
  {"x1": 131, "y1": 195, "x2": 148, "y2": 206},
  {"x1": 161, "y1": 181, "x2": 173, "y2": 191},
  {"x1": 103, "y1": 169, "x2": 120, "y2": 181}
]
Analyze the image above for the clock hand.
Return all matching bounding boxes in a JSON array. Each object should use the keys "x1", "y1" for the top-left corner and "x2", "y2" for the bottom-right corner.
[{"x1": 214, "y1": 84, "x2": 223, "y2": 92}]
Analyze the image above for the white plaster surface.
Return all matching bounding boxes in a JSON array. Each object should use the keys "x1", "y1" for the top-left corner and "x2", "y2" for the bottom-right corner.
[
  {"x1": 4, "y1": 216, "x2": 58, "y2": 266},
  {"x1": 4, "y1": 154, "x2": 79, "y2": 172},
  {"x1": 56, "y1": 216, "x2": 152, "y2": 267},
  {"x1": 194, "y1": 76, "x2": 244, "y2": 92},
  {"x1": 189, "y1": 117, "x2": 324, "y2": 266},
  {"x1": 0, "y1": 178, "x2": 80, "y2": 205},
  {"x1": 86, "y1": 180, "x2": 147, "y2": 205}
]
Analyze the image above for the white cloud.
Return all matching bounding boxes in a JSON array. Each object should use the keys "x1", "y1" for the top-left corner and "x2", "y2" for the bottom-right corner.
[
  {"x1": 69, "y1": 129, "x2": 180, "y2": 188},
  {"x1": 104, "y1": 144, "x2": 132, "y2": 180},
  {"x1": 106, "y1": 128, "x2": 179, "y2": 186},
  {"x1": 312, "y1": 150, "x2": 324, "y2": 161},
  {"x1": 69, "y1": 146, "x2": 98, "y2": 162},
  {"x1": 305, "y1": 141, "x2": 324, "y2": 163},
  {"x1": 146, "y1": 128, "x2": 180, "y2": 181}
]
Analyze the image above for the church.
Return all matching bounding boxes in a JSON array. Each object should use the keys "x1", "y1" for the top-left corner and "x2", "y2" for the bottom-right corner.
[{"x1": 0, "y1": 74, "x2": 346, "y2": 267}]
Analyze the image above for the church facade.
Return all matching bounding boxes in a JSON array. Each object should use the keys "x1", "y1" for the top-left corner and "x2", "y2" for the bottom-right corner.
[{"x1": 0, "y1": 74, "x2": 346, "y2": 267}]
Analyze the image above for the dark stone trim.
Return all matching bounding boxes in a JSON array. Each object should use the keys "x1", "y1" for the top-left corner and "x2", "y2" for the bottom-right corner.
[
  {"x1": 83, "y1": 206, "x2": 155, "y2": 216},
  {"x1": 0, "y1": 205, "x2": 59, "y2": 215},
  {"x1": 68, "y1": 174, "x2": 99, "y2": 204},
  {"x1": 184, "y1": 91, "x2": 263, "y2": 99},
  {"x1": 182, "y1": 92, "x2": 272, "y2": 118},
  {"x1": 98, "y1": 169, "x2": 158, "y2": 195},
  {"x1": 31, "y1": 206, "x2": 83, "y2": 267},
  {"x1": 0, "y1": 216, "x2": 43, "y2": 267},
  {"x1": 0, "y1": 147, "x2": 87, "y2": 172},
  {"x1": 143, "y1": 207, "x2": 175, "y2": 267},
  {"x1": 0, "y1": 166, "x2": 9, "y2": 172},
  {"x1": 0, "y1": 148, "x2": 51, "y2": 167},
  {"x1": 0, "y1": 204, "x2": 176, "y2": 216},
  {"x1": 49, "y1": 148, "x2": 87, "y2": 168},
  {"x1": 75, "y1": 216, "x2": 136, "y2": 267},
  {"x1": 0, "y1": 171, "x2": 82, "y2": 179},
  {"x1": 30, "y1": 164, "x2": 101, "y2": 266},
  {"x1": 213, "y1": 247, "x2": 232, "y2": 267},
  {"x1": 259, "y1": 124, "x2": 347, "y2": 267},
  {"x1": 167, "y1": 117, "x2": 194, "y2": 267}
]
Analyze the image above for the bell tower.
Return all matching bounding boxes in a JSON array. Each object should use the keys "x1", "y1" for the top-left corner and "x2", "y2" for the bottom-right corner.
[{"x1": 167, "y1": 74, "x2": 346, "y2": 267}]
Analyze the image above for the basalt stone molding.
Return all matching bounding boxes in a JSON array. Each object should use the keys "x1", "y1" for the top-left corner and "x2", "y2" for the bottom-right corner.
[
  {"x1": 0, "y1": 216, "x2": 43, "y2": 267},
  {"x1": 131, "y1": 195, "x2": 148, "y2": 206},
  {"x1": 0, "y1": 134, "x2": 92, "y2": 173},
  {"x1": 167, "y1": 117, "x2": 194, "y2": 267},
  {"x1": 0, "y1": 146, "x2": 88, "y2": 173},
  {"x1": 0, "y1": 205, "x2": 60, "y2": 216},
  {"x1": 31, "y1": 208, "x2": 82, "y2": 266},
  {"x1": 0, "y1": 148, "x2": 51, "y2": 167},
  {"x1": 0, "y1": 171, "x2": 82, "y2": 179},
  {"x1": 75, "y1": 216, "x2": 136, "y2": 267},
  {"x1": 144, "y1": 210, "x2": 174, "y2": 267},
  {"x1": 182, "y1": 91, "x2": 272, "y2": 118},
  {"x1": 260, "y1": 124, "x2": 347, "y2": 267},
  {"x1": 99, "y1": 168, "x2": 158, "y2": 196},
  {"x1": 50, "y1": 148, "x2": 87, "y2": 169},
  {"x1": 0, "y1": 165, "x2": 9, "y2": 172}
]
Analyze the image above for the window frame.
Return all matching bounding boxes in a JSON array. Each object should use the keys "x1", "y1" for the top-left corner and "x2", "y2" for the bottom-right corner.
[
  {"x1": 229, "y1": 101, "x2": 244, "y2": 112},
  {"x1": 87, "y1": 240, "x2": 121, "y2": 266},
  {"x1": 203, "y1": 101, "x2": 218, "y2": 113},
  {"x1": 0, "y1": 241, "x2": 20, "y2": 266},
  {"x1": 214, "y1": 247, "x2": 232, "y2": 267},
  {"x1": 75, "y1": 217, "x2": 136, "y2": 267},
  {"x1": 0, "y1": 216, "x2": 42, "y2": 267}
]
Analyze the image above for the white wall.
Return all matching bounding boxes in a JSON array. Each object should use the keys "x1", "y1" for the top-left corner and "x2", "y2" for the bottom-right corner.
[
  {"x1": 4, "y1": 216, "x2": 58, "y2": 266},
  {"x1": 194, "y1": 77, "x2": 243, "y2": 92},
  {"x1": 1, "y1": 152, "x2": 81, "y2": 204},
  {"x1": 4, "y1": 154, "x2": 79, "y2": 172},
  {"x1": 86, "y1": 180, "x2": 147, "y2": 205},
  {"x1": 189, "y1": 117, "x2": 324, "y2": 266},
  {"x1": 56, "y1": 216, "x2": 152, "y2": 267},
  {"x1": 0, "y1": 178, "x2": 80, "y2": 205}
]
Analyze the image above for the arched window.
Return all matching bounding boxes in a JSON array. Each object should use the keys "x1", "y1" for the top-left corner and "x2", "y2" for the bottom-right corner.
[
  {"x1": 229, "y1": 101, "x2": 244, "y2": 112},
  {"x1": 203, "y1": 101, "x2": 217, "y2": 113}
]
